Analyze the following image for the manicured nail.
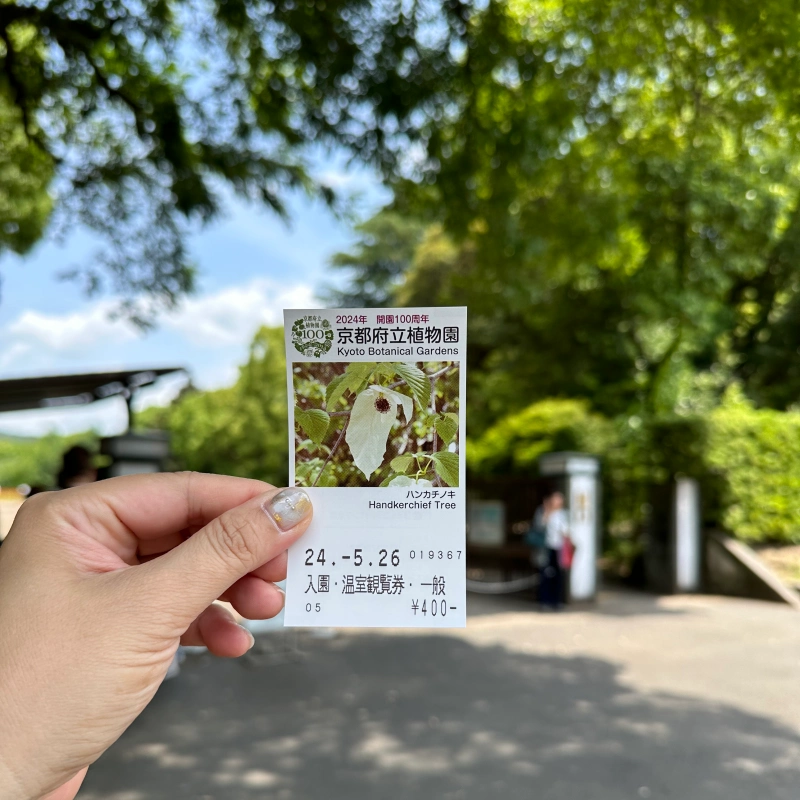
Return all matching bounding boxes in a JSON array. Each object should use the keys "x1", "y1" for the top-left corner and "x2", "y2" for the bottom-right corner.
[
  {"x1": 239, "y1": 626, "x2": 255, "y2": 651},
  {"x1": 264, "y1": 488, "x2": 312, "y2": 532}
]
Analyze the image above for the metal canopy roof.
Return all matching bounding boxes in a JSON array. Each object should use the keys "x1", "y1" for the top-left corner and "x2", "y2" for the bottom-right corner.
[{"x1": 0, "y1": 368, "x2": 185, "y2": 413}]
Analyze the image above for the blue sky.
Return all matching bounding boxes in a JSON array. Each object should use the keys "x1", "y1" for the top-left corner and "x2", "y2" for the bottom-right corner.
[{"x1": 0, "y1": 160, "x2": 389, "y2": 437}]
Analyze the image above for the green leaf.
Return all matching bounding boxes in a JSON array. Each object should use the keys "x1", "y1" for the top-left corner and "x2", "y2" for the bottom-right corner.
[
  {"x1": 390, "y1": 454, "x2": 414, "y2": 473},
  {"x1": 296, "y1": 458, "x2": 323, "y2": 486},
  {"x1": 394, "y1": 362, "x2": 430, "y2": 408},
  {"x1": 333, "y1": 363, "x2": 376, "y2": 406},
  {"x1": 435, "y1": 413, "x2": 459, "y2": 445},
  {"x1": 346, "y1": 362, "x2": 377, "y2": 381},
  {"x1": 374, "y1": 362, "x2": 398, "y2": 379},
  {"x1": 351, "y1": 377, "x2": 370, "y2": 397},
  {"x1": 295, "y1": 407, "x2": 330, "y2": 445},
  {"x1": 431, "y1": 451, "x2": 459, "y2": 487},
  {"x1": 315, "y1": 470, "x2": 339, "y2": 488},
  {"x1": 327, "y1": 365, "x2": 377, "y2": 409},
  {"x1": 325, "y1": 373, "x2": 350, "y2": 408}
]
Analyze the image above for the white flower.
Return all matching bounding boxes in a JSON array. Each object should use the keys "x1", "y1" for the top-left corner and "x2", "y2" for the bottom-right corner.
[
  {"x1": 346, "y1": 385, "x2": 413, "y2": 479},
  {"x1": 387, "y1": 475, "x2": 434, "y2": 488}
]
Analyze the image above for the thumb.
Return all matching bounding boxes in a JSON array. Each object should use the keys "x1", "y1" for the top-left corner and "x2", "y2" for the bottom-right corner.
[{"x1": 138, "y1": 487, "x2": 312, "y2": 624}]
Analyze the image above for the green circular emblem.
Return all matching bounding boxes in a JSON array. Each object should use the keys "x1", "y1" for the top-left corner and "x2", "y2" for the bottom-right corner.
[{"x1": 292, "y1": 315, "x2": 333, "y2": 357}]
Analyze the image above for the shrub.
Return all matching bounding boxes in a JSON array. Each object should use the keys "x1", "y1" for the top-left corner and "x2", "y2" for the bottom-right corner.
[
  {"x1": 469, "y1": 390, "x2": 800, "y2": 547},
  {"x1": 467, "y1": 398, "x2": 616, "y2": 476},
  {"x1": 706, "y1": 388, "x2": 800, "y2": 543},
  {"x1": 136, "y1": 326, "x2": 289, "y2": 486}
]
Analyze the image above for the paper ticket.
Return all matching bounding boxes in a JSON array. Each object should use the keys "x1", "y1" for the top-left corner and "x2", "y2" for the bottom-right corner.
[{"x1": 283, "y1": 307, "x2": 467, "y2": 627}]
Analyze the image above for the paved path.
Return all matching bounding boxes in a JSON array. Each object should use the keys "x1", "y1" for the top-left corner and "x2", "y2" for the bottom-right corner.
[{"x1": 80, "y1": 591, "x2": 800, "y2": 800}]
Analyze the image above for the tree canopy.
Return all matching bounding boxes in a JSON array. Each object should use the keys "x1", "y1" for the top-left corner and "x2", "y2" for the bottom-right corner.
[
  {"x1": 330, "y1": 0, "x2": 800, "y2": 420},
  {"x1": 0, "y1": 0, "x2": 511, "y2": 319},
  {"x1": 10, "y1": 0, "x2": 800, "y2": 352},
  {"x1": 0, "y1": 95, "x2": 52, "y2": 264}
]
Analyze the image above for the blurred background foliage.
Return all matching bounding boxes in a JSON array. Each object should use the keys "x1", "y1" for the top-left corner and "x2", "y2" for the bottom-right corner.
[
  {"x1": 4, "y1": 0, "x2": 800, "y2": 550},
  {"x1": 0, "y1": 431, "x2": 98, "y2": 489},
  {"x1": 136, "y1": 327, "x2": 289, "y2": 484}
]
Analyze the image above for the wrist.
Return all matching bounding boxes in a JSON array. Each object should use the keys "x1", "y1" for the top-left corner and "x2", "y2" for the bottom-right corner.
[
  {"x1": 0, "y1": 752, "x2": 25, "y2": 800},
  {"x1": 0, "y1": 677, "x2": 35, "y2": 799}
]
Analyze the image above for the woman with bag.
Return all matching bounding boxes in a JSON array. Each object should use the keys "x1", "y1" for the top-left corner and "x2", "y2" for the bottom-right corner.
[{"x1": 534, "y1": 491, "x2": 572, "y2": 610}]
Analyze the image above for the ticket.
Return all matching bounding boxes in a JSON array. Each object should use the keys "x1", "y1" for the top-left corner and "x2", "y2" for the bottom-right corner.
[{"x1": 283, "y1": 307, "x2": 467, "y2": 627}]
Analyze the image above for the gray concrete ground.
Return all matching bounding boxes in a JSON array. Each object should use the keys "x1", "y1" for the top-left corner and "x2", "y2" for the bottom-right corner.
[{"x1": 79, "y1": 591, "x2": 800, "y2": 800}]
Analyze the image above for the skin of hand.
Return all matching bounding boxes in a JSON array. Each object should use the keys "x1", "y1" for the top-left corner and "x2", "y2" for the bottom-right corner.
[{"x1": 0, "y1": 472, "x2": 313, "y2": 800}]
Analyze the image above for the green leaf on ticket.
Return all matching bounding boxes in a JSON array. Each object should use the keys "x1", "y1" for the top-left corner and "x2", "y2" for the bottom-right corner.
[
  {"x1": 431, "y1": 451, "x2": 459, "y2": 487},
  {"x1": 295, "y1": 407, "x2": 330, "y2": 445}
]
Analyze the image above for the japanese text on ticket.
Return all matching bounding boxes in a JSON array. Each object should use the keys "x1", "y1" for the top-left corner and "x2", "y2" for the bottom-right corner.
[{"x1": 283, "y1": 307, "x2": 467, "y2": 628}]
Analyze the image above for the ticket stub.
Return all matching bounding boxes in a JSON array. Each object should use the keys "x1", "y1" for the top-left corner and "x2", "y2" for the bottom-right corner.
[{"x1": 283, "y1": 307, "x2": 467, "y2": 628}]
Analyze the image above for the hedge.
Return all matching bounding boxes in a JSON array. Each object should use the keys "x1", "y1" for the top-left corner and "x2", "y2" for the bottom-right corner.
[
  {"x1": 706, "y1": 388, "x2": 800, "y2": 543},
  {"x1": 470, "y1": 389, "x2": 800, "y2": 545}
]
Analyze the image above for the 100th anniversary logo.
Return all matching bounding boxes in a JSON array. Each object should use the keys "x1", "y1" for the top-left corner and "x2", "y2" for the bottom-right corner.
[{"x1": 292, "y1": 315, "x2": 334, "y2": 357}]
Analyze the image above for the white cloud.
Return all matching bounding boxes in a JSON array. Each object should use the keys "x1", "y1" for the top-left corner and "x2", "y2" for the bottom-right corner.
[
  {"x1": 163, "y1": 278, "x2": 315, "y2": 347},
  {"x1": 0, "y1": 277, "x2": 315, "y2": 376},
  {"x1": 0, "y1": 301, "x2": 139, "y2": 372},
  {"x1": 0, "y1": 277, "x2": 316, "y2": 436}
]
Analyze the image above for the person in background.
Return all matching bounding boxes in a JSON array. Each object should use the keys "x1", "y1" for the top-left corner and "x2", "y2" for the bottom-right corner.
[
  {"x1": 56, "y1": 446, "x2": 98, "y2": 490},
  {"x1": 525, "y1": 497, "x2": 548, "y2": 571},
  {"x1": 534, "y1": 491, "x2": 570, "y2": 610},
  {"x1": 23, "y1": 446, "x2": 97, "y2": 500}
]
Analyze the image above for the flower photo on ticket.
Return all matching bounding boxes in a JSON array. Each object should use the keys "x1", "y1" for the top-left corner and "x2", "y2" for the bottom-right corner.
[
  {"x1": 293, "y1": 361, "x2": 460, "y2": 489},
  {"x1": 283, "y1": 308, "x2": 467, "y2": 628}
]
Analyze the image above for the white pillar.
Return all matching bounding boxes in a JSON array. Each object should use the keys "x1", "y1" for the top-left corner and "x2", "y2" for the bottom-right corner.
[
  {"x1": 539, "y1": 453, "x2": 600, "y2": 602},
  {"x1": 674, "y1": 477, "x2": 701, "y2": 592}
]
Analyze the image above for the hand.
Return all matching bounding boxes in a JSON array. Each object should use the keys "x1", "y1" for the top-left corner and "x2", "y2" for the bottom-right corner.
[{"x1": 0, "y1": 473, "x2": 313, "y2": 800}]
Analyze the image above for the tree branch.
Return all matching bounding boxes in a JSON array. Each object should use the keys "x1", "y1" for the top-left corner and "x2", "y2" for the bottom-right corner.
[
  {"x1": 82, "y1": 50, "x2": 147, "y2": 134},
  {"x1": 385, "y1": 363, "x2": 456, "y2": 391},
  {"x1": 312, "y1": 420, "x2": 348, "y2": 487},
  {"x1": 730, "y1": 201, "x2": 800, "y2": 376},
  {"x1": 429, "y1": 368, "x2": 441, "y2": 486}
]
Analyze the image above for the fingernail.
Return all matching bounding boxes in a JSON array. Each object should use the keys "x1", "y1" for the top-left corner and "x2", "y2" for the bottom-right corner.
[
  {"x1": 264, "y1": 488, "x2": 312, "y2": 532},
  {"x1": 239, "y1": 626, "x2": 255, "y2": 651}
]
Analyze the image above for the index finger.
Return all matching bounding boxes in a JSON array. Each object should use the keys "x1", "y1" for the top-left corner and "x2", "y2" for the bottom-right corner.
[{"x1": 62, "y1": 472, "x2": 273, "y2": 556}]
